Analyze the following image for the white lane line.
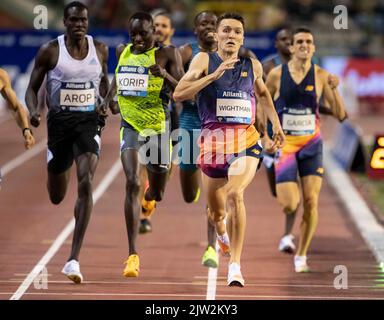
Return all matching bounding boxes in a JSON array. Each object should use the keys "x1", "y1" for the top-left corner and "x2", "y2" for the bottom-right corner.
[
  {"x1": 206, "y1": 244, "x2": 220, "y2": 300},
  {"x1": 9, "y1": 159, "x2": 122, "y2": 300},
  {"x1": 2, "y1": 139, "x2": 46, "y2": 176},
  {"x1": 324, "y1": 146, "x2": 384, "y2": 264}
]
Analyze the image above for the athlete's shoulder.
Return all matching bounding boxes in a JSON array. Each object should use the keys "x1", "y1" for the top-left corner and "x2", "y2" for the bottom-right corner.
[
  {"x1": 266, "y1": 64, "x2": 282, "y2": 81},
  {"x1": 93, "y1": 38, "x2": 108, "y2": 53},
  {"x1": 116, "y1": 43, "x2": 127, "y2": 58},
  {"x1": 315, "y1": 65, "x2": 329, "y2": 80},
  {"x1": 40, "y1": 39, "x2": 59, "y2": 54}
]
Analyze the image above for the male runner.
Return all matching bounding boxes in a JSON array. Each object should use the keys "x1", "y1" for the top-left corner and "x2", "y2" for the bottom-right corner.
[
  {"x1": 178, "y1": 11, "x2": 219, "y2": 268},
  {"x1": 101, "y1": 12, "x2": 183, "y2": 277},
  {"x1": 25, "y1": 1, "x2": 109, "y2": 283},
  {"x1": 263, "y1": 27, "x2": 341, "y2": 255},
  {"x1": 265, "y1": 27, "x2": 347, "y2": 272},
  {"x1": 174, "y1": 13, "x2": 284, "y2": 286},
  {"x1": 138, "y1": 11, "x2": 179, "y2": 234}
]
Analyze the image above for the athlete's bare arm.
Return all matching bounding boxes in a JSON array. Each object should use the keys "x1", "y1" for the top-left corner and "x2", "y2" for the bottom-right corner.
[
  {"x1": 319, "y1": 68, "x2": 348, "y2": 122},
  {"x1": 94, "y1": 40, "x2": 109, "y2": 99},
  {"x1": 151, "y1": 46, "x2": 184, "y2": 88},
  {"x1": 253, "y1": 59, "x2": 284, "y2": 149},
  {"x1": 0, "y1": 68, "x2": 35, "y2": 149},
  {"x1": 25, "y1": 41, "x2": 58, "y2": 127},
  {"x1": 100, "y1": 44, "x2": 125, "y2": 114},
  {"x1": 178, "y1": 44, "x2": 193, "y2": 66},
  {"x1": 173, "y1": 52, "x2": 238, "y2": 102}
]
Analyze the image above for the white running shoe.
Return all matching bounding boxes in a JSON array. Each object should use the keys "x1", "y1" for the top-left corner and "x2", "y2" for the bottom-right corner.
[
  {"x1": 227, "y1": 262, "x2": 245, "y2": 287},
  {"x1": 294, "y1": 255, "x2": 310, "y2": 273},
  {"x1": 61, "y1": 259, "x2": 83, "y2": 284},
  {"x1": 278, "y1": 234, "x2": 296, "y2": 254}
]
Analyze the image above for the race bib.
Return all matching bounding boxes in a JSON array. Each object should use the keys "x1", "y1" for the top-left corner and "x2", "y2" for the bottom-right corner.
[
  {"x1": 216, "y1": 90, "x2": 252, "y2": 124},
  {"x1": 282, "y1": 113, "x2": 316, "y2": 135},
  {"x1": 60, "y1": 82, "x2": 95, "y2": 111},
  {"x1": 117, "y1": 66, "x2": 148, "y2": 97}
]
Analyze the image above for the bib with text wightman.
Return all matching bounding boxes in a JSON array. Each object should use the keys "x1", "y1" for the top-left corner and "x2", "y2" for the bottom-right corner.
[
  {"x1": 216, "y1": 90, "x2": 252, "y2": 124},
  {"x1": 282, "y1": 107, "x2": 316, "y2": 135},
  {"x1": 117, "y1": 65, "x2": 149, "y2": 97},
  {"x1": 60, "y1": 82, "x2": 95, "y2": 112}
]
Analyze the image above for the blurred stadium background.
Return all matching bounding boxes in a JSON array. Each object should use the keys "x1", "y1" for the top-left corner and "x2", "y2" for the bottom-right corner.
[{"x1": 1, "y1": 0, "x2": 384, "y2": 118}]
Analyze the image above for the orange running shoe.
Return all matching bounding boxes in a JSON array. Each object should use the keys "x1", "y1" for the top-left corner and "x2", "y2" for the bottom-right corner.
[
  {"x1": 123, "y1": 254, "x2": 140, "y2": 277},
  {"x1": 141, "y1": 184, "x2": 156, "y2": 217}
]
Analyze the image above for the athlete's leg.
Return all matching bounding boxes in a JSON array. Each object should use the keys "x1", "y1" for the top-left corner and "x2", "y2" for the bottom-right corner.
[
  {"x1": 47, "y1": 169, "x2": 71, "y2": 204},
  {"x1": 226, "y1": 156, "x2": 258, "y2": 264},
  {"x1": 201, "y1": 174, "x2": 228, "y2": 236},
  {"x1": 121, "y1": 149, "x2": 141, "y2": 255},
  {"x1": 276, "y1": 182, "x2": 300, "y2": 236},
  {"x1": 297, "y1": 175, "x2": 322, "y2": 257},
  {"x1": 68, "y1": 152, "x2": 98, "y2": 261},
  {"x1": 180, "y1": 168, "x2": 200, "y2": 203}
]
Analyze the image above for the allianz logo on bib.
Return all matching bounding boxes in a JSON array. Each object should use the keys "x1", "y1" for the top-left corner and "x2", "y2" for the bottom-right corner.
[
  {"x1": 119, "y1": 66, "x2": 147, "y2": 74},
  {"x1": 221, "y1": 91, "x2": 248, "y2": 99},
  {"x1": 63, "y1": 82, "x2": 92, "y2": 89}
]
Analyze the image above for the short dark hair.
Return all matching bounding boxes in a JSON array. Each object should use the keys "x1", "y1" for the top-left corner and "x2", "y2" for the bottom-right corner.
[
  {"x1": 194, "y1": 11, "x2": 217, "y2": 27},
  {"x1": 129, "y1": 12, "x2": 153, "y2": 26},
  {"x1": 293, "y1": 26, "x2": 312, "y2": 36},
  {"x1": 154, "y1": 11, "x2": 173, "y2": 28},
  {"x1": 292, "y1": 26, "x2": 313, "y2": 44},
  {"x1": 64, "y1": 1, "x2": 88, "y2": 19},
  {"x1": 217, "y1": 12, "x2": 244, "y2": 29}
]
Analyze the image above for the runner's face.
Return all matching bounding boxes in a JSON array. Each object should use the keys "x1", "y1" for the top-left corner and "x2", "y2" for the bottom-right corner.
[
  {"x1": 64, "y1": 8, "x2": 88, "y2": 40},
  {"x1": 195, "y1": 13, "x2": 217, "y2": 45},
  {"x1": 217, "y1": 19, "x2": 244, "y2": 55},
  {"x1": 154, "y1": 15, "x2": 173, "y2": 44},
  {"x1": 275, "y1": 29, "x2": 292, "y2": 56},
  {"x1": 129, "y1": 19, "x2": 154, "y2": 52},
  {"x1": 291, "y1": 32, "x2": 315, "y2": 60}
]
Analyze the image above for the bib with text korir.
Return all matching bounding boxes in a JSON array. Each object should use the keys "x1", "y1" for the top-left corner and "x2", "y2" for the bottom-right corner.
[
  {"x1": 116, "y1": 65, "x2": 149, "y2": 97},
  {"x1": 216, "y1": 89, "x2": 252, "y2": 124},
  {"x1": 282, "y1": 107, "x2": 316, "y2": 136},
  {"x1": 60, "y1": 82, "x2": 95, "y2": 112}
]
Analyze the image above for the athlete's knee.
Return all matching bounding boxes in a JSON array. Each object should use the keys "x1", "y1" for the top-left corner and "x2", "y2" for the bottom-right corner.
[
  {"x1": 78, "y1": 173, "x2": 92, "y2": 197},
  {"x1": 183, "y1": 190, "x2": 197, "y2": 203},
  {"x1": 283, "y1": 202, "x2": 299, "y2": 215},
  {"x1": 152, "y1": 189, "x2": 164, "y2": 202},
  {"x1": 303, "y1": 196, "x2": 318, "y2": 213},
  {"x1": 49, "y1": 191, "x2": 65, "y2": 205},
  {"x1": 125, "y1": 174, "x2": 141, "y2": 195},
  {"x1": 210, "y1": 208, "x2": 226, "y2": 223},
  {"x1": 227, "y1": 190, "x2": 244, "y2": 208}
]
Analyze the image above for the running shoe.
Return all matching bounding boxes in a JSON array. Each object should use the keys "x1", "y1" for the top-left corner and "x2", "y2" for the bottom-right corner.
[
  {"x1": 193, "y1": 187, "x2": 201, "y2": 203},
  {"x1": 123, "y1": 254, "x2": 140, "y2": 277},
  {"x1": 61, "y1": 259, "x2": 83, "y2": 284},
  {"x1": 227, "y1": 262, "x2": 245, "y2": 287},
  {"x1": 141, "y1": 184, "x2": 156, "y2": 218},
  {"x1": 278, "y1": 234, "x2": 296, "y2": 254},
  {"x1": 294, "y1": 255, "x2": 310, "y2": 273},
  {"x1": 217, "y1": 233, "x2": 231, "y2": 257},
  {"x1": 202, "y1": 246, "x2": 218, "y2": 268},
  {"x1": 139, "y1": 218, "x2": 152, "y2": 234}
]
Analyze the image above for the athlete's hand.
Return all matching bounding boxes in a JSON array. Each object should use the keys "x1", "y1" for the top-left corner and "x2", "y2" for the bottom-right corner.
[
  {"x1": 149, "y1": 64, "x2": 167, "y2": 78},
  {"x1": 212, "y1": 57, "x2": 239, "y2": 80},
  {"x1": 96, "y1": 100, "x2": 108, "y2": 117},
  {"x1": 263, "y1": 136, "x2": 278, "y2": 154},
  {"x1": 328, "y1": 74, "x2": 339, "y2": 89},
  {"x1": 23, "y1": 130, "x2": 35, "y2": 149},
  {"x1": 271, "y1": 123, "x2": 285, "y2": 150},
  {"x1": 30, "y1": 112, "x2": 41, "y2": 128}
]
